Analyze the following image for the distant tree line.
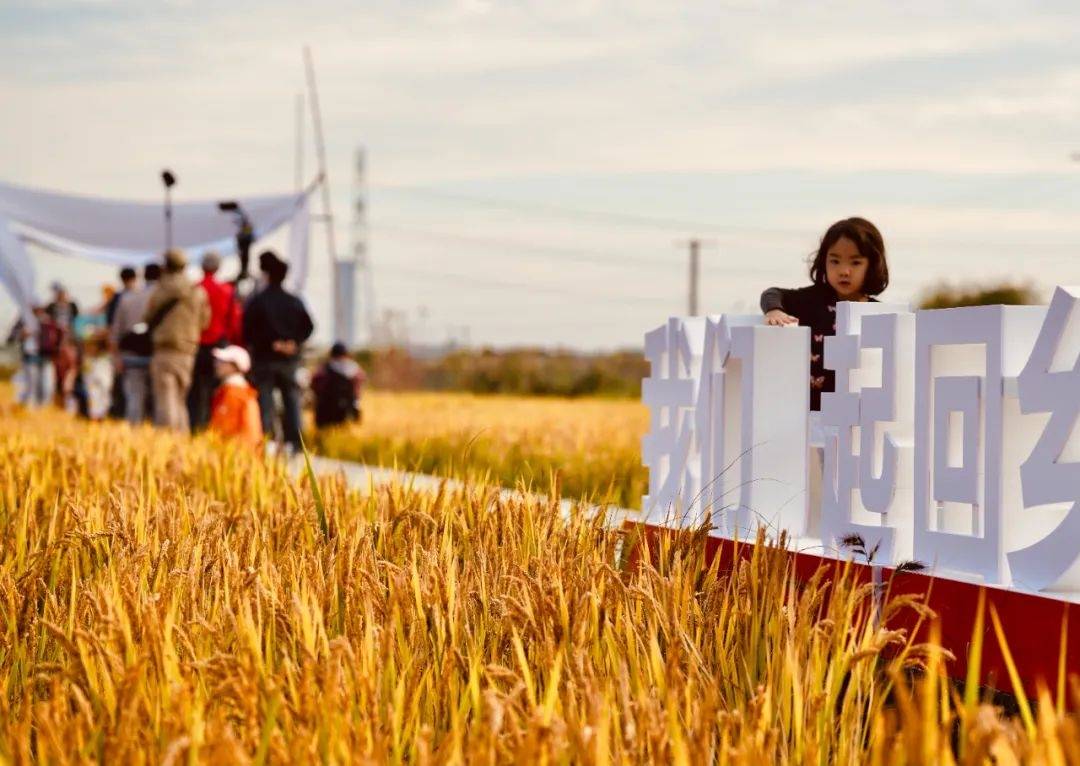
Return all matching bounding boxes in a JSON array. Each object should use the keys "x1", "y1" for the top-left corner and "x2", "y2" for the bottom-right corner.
[
  {"x1": 916, "y1": 280, "x2": 1040, "y2": 310},
  {"x1": 356, "y1": 347, "x2": 649, "y2": 398}
]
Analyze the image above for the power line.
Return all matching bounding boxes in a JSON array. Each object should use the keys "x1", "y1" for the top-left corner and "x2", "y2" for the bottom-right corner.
[
  {"x1": 371, "y1": 221, "x2": 785, "y2": 278},
  {"x1": 375, "y1": 263, "x2": 675, "y2": 306},
  {"x1": 443, "y1": 316, "x2": 667, "y2": 330},
  {"x1": 373, "y1": 222, "x2": 677, "y2": 269},
  {"x1": 375, "y1": 186, "x2": 1080, "y2": 252},
  {"x1": 376, "y1": 186, "x2": 809, "y2": 237}
]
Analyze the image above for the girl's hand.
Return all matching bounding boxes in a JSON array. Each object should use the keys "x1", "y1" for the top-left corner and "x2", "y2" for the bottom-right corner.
[{"x1": 765, "y1": 309, "x2": 799, "y2": 326}]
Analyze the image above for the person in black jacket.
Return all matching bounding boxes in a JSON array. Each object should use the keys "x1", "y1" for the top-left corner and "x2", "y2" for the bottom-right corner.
[
  {"x1": 243, "y1": 250, "x2": 314, "y2": 453},
  {"x1": 759, "y1": 217, "x2": 889, "y2": 411}
]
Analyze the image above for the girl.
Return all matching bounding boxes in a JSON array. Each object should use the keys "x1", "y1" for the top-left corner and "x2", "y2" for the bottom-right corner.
[{"x1": 760, "y1": 217, "x2": 889, "y2": 411}]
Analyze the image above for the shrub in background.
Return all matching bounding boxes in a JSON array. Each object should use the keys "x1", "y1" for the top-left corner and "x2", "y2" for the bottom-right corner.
[
  {"x1": 917, "y1": 280, "x2": 1040, "y2": 310},
  {"x1": 356, "y1": 347, "x2": 648, "y2": 398}
]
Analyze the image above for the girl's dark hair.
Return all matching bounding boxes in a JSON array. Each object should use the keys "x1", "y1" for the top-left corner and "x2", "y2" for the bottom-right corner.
[{"x1": 809, "y1": 217, "x2": 889, "y2": 296}]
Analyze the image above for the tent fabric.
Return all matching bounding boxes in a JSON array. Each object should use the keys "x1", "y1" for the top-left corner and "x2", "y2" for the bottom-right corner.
[
  {"x1": 0, "y1": 180, "x2": 313, "y2": 325},
  {"x1": 285, "y1": 192, "x2": 310, "y2": 295},
  {"x1": 0, "y1": 181, "x2": 306, "y2": 255},
  {"x1": 0, "y1": 217, "x2": 36, "y2": 325}
]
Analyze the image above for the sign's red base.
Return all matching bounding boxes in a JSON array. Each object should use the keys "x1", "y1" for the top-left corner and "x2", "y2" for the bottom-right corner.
[{"x1": 627, "y1": 522, "x2": 1079, "y2": 695}]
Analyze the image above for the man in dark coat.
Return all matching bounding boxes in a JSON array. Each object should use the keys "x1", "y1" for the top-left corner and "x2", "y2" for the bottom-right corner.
[{"x1": 242, "y1": 250, "x2": 314, "y2": 454}]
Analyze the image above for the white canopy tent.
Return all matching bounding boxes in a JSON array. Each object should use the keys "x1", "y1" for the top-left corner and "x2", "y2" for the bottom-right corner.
[{"x1": 0, "y1": 180, "x2": 313, "y2": 327}]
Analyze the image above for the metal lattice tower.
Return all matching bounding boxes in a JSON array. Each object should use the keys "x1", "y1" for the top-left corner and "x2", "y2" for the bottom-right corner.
[{"x1": 350, "y1": 147, "x2": 376, "y2": 346}]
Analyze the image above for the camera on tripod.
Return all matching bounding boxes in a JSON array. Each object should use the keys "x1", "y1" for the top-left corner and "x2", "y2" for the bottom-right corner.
[{"x1": 218, "y1": 200, "x2": 256, "y2": 298}]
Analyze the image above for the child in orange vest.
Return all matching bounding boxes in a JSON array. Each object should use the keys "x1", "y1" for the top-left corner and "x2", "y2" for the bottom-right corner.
[{"x1": 209, "y1": 345, "x2": 263, "y2": 451}]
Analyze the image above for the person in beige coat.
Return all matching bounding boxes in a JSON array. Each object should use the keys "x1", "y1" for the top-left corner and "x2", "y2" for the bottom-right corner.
[{"x1": 144, "y1": 250, "x2": 210, "y2": 431}]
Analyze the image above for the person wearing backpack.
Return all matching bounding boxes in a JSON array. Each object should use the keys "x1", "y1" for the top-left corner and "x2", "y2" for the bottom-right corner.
[
  {"x1": 110, "y1": 263, "x2": 160, "y2": 424},
  {"x1": 145, "y1": 250, "x2": 210, "y2": 432},
  {"x1": 311, "y1": 342, "x2": 367, "y2": 428}
]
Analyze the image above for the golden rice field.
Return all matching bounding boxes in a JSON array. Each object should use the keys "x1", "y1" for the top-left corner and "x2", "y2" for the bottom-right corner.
[
  {"x1": 311, "y1": 391, "x2": 649, "y2": 509},
  {"x1": 3, "y1": 402, "x2": 1080, "y2": 763}
]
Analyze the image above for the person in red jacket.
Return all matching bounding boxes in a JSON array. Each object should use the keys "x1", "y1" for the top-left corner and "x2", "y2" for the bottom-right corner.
[
  {"x1": 208, "y1": 345, "x2": 263, "y2": 451},
  {"x1": 188, "y1": 252, "x2": 242, "y2": 432}
]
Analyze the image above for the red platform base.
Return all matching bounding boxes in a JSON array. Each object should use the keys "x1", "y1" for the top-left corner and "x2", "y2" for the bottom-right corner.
[{"x1": 627, "y1": 521, "x2": 1079, "y2": 695}]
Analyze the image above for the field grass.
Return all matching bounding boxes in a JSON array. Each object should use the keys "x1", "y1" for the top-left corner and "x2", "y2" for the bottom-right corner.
[
  {"x1": 311, "y1": 391, "x2": 649, "y2": 510},
  {"x1": 2, "y1": 400, "x2": 1078, "y2": 762}
]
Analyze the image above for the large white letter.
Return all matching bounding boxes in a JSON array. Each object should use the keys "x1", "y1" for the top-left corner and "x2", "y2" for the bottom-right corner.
[
  {"x1": 1008, "y1": 286, "x2": 1080, "y2": 591},
  {"x1": 913, "y1": 305, "x2": 1045, "y2": 584},
  {"x1": 725, "y1": 324, "x2": 810, "y2": 540},
  {"x1": 642, "y1": 317, "x2": 704, "y2": 525},
  {"x1": 819, "y1": 303, "x2": 915, "y2": 565},
  {"x1": 695, "y1": 314, "x2": 762, "y2": 530}
]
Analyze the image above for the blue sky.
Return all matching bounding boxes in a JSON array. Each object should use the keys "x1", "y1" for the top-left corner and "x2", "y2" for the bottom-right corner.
[{"x1": 1, "y1": 1, "x2": 1079, "y2": 349}]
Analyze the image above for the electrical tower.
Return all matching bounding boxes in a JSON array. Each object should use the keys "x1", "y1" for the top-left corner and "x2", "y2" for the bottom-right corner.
[{"x1": 350, "y1": 147, "x2": 376, "y2": 346}]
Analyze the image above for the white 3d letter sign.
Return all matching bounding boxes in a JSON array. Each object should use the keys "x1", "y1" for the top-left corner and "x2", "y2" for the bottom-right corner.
[
  {"x1": 819, "y1": 302, "x2": 915, "y2": 563},
  {"x1": 642, "y1": 288, "x2": 1080, "y2": 595},
  {"x1": 642, "y1": 318, "x2": 701, "y2": 525},
  {"x1": 642, "y1": 316, "x2": 809, "y2": 539},
  {"x1": 911, "y1": 304, "x2": 1044, "y2": 583},
  {"x1": 1009, "y1": 287, "x2": 1080, "y2": 591}
]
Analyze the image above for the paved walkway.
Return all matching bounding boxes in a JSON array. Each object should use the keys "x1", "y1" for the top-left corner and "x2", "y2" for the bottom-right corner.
[{"x1": 299, "y1": 454, "x2": 639, "y2": 530}]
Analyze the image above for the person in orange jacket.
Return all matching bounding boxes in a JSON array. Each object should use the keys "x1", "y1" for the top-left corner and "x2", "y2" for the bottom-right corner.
[{"x1": 208, "y1": 345, "x2": 263, "y2": 451}]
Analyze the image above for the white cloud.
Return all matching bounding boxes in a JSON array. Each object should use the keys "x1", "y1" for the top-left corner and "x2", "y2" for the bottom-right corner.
[{"x1": 1, "y1": 1, "x2": 1079, "y2": 347}]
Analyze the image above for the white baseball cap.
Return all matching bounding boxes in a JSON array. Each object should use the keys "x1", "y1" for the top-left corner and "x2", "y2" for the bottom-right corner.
[{"x1": 212, "y1": 345, "x2": 251, "y2": 373}]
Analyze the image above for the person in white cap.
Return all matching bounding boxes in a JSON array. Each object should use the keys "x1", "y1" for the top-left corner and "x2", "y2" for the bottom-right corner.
[{"x1": 207, "y1": 345, "x2": 263, "y2": 450}]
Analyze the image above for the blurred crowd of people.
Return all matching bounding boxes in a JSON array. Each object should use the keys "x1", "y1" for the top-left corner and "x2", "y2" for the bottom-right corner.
[{"x1": 6, "y1": 248, "x2": 366, "y2": 455}]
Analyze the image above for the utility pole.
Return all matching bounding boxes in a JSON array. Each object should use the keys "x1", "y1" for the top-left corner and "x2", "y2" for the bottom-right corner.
[
  {"x1": 676, "y1": 238, "x2": 713, "y2": 316},
  {"x1": 687, "y1": 238, "x2": 700, "y2": 316}
]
